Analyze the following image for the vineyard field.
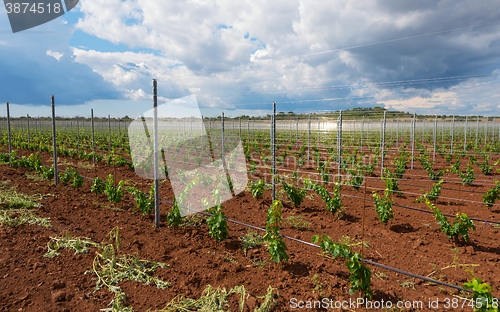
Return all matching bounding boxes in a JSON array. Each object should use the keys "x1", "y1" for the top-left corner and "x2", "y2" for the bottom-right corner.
[{"x1": 1, "y1": 114, "x2": 500, "y2": 312}]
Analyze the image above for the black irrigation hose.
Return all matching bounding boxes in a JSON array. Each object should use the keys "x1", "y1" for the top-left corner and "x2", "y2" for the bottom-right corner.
[
  {"x1": 270, "y1": 165, "x2": 500, "y2": 196},
  {"x1": 360, "y1": 259, "x2": 472, "y2": 293},
  {"x1": 342, "y1": 193, "x2": 500, "y2": 225},
  {"x1": 159, "y1": 197, "x2": 478, "y2": 296}
]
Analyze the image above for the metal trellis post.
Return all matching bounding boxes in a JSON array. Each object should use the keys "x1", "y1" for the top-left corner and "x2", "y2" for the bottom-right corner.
[
  {"x1": 380, "y1": 111, "x2": 387, "y2": 175},
  {"x1": 485, "y1": 116, "x2": 489, "y2": 146},
  {"x1": 317, "y1": 117, "x2": 320, "y2": 144},
  {"x1": 450, "y1": 115, "x2": 455, "y2": 155},
  {"x1": 6, "y1": 102, "x2": 12, "y2": 166},
  {"x1": 396, "y1": 119, "x2": 399, "y2": 149},
  {"x1": 108, "y1": 115, "x2": 111, "y2": 152},
  {"x1": 27, "y1": 114, "x2": 30, "y2": 144},
  {"x1": 337, "y1": 110, "x2": 343, "y2": 181},
  {"x1": 152, "y1": 79, "x2": 161, "y2": 228},
  {"x1": 295, "y1": 115, "x2": 298, "y2": 147},
  {"x1": 307, "y1": 114, "x2": 311, "y2": 161},
  {"x1": 76, "y1": 116, "x2": 80, "y2": 152},
  {"x1": 272, "y1": 102, "x2": 276, "y2": 202},
  {"x1": 464, "y1": 116, "x2": 468, "y2": 152},
  {"x1": 433, "y1": 115, "x2": 437, "y2": 162},
  {"x1": 411, "y1": 113, "x2": 416, "y2": 169},
  {"x1": 475, "y1": 116, "x2": 479, "y2": 148},
  {"x1": 360, "y1": 115, "x2": 364, "y2": 152},
  {"x1": 91, "y1": 109, "x2": 95, "y2": 164},
  {"x1": 51, "y1": 96, "x2": 58, "y2": 186}
]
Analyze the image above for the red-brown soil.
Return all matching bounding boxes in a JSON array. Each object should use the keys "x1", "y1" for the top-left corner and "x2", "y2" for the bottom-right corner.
[{"x1": 1, "y1": 147, "x2": 500, "y2": 312}]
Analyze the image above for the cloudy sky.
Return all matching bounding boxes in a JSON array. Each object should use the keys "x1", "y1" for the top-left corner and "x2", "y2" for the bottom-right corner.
[{"x1": 1, "y1": 0, "x2": 500, "y2": 118}]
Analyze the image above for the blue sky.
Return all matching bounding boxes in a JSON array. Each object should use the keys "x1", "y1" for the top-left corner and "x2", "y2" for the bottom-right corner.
[{"x1": 1, "y1": 1, "x2": 500, "y2": 118}]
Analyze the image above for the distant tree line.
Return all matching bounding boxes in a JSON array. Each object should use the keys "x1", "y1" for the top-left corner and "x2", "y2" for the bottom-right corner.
[
  {"x1": 0, "y1": 108, "x2": 495, "y2": 121},
  {"x1": 203, "y1": 106, "x2": 493, "y2": 121}
]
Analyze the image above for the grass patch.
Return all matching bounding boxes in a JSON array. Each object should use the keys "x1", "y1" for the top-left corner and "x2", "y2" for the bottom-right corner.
[
  {"x1": 77, "y1": 161, "x2": 95, "y2": 170},
  {"x1": 25, "y1": 172, "x2": 47, "y2": 182},
  {"x1": 311, "y1": 274, "x2": 322, "y2": 294},
  {"x1": 0, "y1": 181, "x2": 42, "y2": 209},
  {"x1": 400, "y1": 278, "x2": 416, "y2": 290},
  {"x1": 250, "y1": 258, "x2": 267, "y2": 269},
  {"x1": 338, "y1": 235, "x2": 371, "y2": 248},
  {"x1": 240, "y1": 229, "x2": 265, "y2": 256},
  {"x1": 0, "y1": 209, "x2": 50, "y2": 228},
  {"x1": 0, "y1": 181, "x2": 49, "y2": 228},
  {"x1": 181, "y1": 213, "x2": 207, "y2": 227},
  {"x1": 57, "y1": 159, "x2": 75, "y2": 167},
  {"x1": 45, "y1": 227, "x2": 170, "y2": 312},
  {"x1": 374, "y1": 271, "x2": 389, "y2": 280},
  {"x1": 286, "y1": 214, "x2": 310, "y2": 231}
]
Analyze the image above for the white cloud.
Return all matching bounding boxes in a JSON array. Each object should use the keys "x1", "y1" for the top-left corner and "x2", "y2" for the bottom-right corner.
[
  {"x1": 377, "y1": 73, "x2": 500, "y2": 115},
  {"x1": 381, "y1": 91, "x2": 458, "y2": 111},
  {"x1": 1, "y1": 0, "x2": 493, "y2": 115},
  {"x1": 46, "y1": 50, "x2": 63, "y2": 61},
  {"x1": 0, "y1": 14, "x2": 121, "y2": 105}
]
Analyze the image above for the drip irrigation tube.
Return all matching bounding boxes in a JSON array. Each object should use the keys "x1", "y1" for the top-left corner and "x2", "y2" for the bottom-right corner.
[
  {"x1": 158, "y1": 197, "x2": 479, "y2": 296},
  {"x1": 340, "y1": 192, "x2": 500, "y2": 226}
]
